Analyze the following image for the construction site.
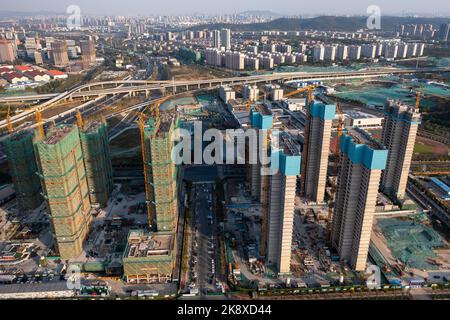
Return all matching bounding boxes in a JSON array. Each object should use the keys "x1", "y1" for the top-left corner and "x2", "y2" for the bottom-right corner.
[
  {"x1": 140, "y1": 111, "x2": 180, "y2": 231},
  {"x1": 2, "y1": 130, "x2": 42, "y2": 212},
  {"x1": 371, "y1": 213, "x2": 450, "y2": 285},
  {"x1": 0, "y1": 74, "x2": 449, "y2": 299},
  {"x1": 122, "y1": 229, "x2": 176, "y2": 284},
  {"x1": 34, "y1": 125, "x2": 93, "y2": 260},
  {"x1": 79, "y1": 120, "x2": 114, "y2": 208}
]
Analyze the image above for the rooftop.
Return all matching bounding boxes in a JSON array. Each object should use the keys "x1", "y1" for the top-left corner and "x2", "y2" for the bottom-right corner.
[
  {"x1": 386, "y1": 99, "x2": 420, "y2": 115},
  {"x1": 154, "y1": 112, "x2": 177, "y2": 138},
  {"x1": 254, "y1": 103, "x2": 272, "y2": 116},
  {"x1": 46, "y1": 70, "x2": 66, "y2": 76},
  {"x1": 348, "y1": 111, "x2": 382, "y2": 119},
  {"x1": 347, "y1": 127, "x2": 384, "y2": 150},
  {"x1": 8, "y1": 129, "x2": 33, "y2": 142},
  {"x1": 0, "y1": 281, "x2": 71, "y2": 294},
  {"x1": 43, "y1": 125, "x2": 74, "y2": 145},
  {"x1": 14, "y1": 65, "x2": 33, "y2": 72},
  {"x1": 83, "y1": 120, "x2": 104, "y2": 134},
  {"x1": 279, "y1": 132, "x2": 301, "y2": 156},
  {"x1": 125, "y1": 230, "x2": 172, "y2": 258}
]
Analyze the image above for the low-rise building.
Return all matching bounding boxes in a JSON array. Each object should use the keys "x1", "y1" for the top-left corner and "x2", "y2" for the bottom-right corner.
[
  {"x1": 0, "y1": 282, "x2": 75, "y2": 299},
  {"x1": 46, "y1": 69, "x2": 68, "y2": 80},
  {"x1": 1, "y1": 71, "x2": 28, "y2": 84},
  {"x1": 122, "y1": 230, "x2": 176, "y2": 284}
]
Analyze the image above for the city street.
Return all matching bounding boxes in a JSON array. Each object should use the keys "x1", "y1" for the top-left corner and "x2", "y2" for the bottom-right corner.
[{"x1": 189, "y1": 182, "x2": 223, "y2": 297}]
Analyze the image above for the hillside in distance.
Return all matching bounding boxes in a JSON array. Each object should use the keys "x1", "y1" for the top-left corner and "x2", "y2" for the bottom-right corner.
[{"x1": 186, "y1": 16, "x2": 450, "y2": 32}]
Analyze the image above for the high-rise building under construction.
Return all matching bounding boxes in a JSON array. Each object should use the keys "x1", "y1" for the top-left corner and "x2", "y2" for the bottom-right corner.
[
  {"x1": 80, "y1": 37, "x2": 96, "y2": 69},
  {"x1": 141, "y1": 114, "x2": 180, "y2": 231},
  {"x1": 301, "y1": 99, "x2": 335, "y2": 203},
  {"x1": 249, "y1": 106, "x2": 301, "y2": 274},
  {"x1": 3, "y1": 131, "x2": 42, "y2": 211},
  {"x1": 79, "y1": 121, "x2": 113, "y2": 208},
  {"x1": 266, "y1": 133, "x2": 301, "y2": 274},
  {"x1": 331, "y1": 128, "x2": 388, "y2": 271},
  {"x1": 249, "y1": 104, "x2": 274, "y2": 261},
  {"x1": 51, "y1": 40, "x2": 69, "y2": 68},
  {"x1": 35, "y1": 125, "x2": 92, "y2": 260},
  {"x1": 380, "y1": 100, "x2": 421, "y2": 201},
  {"x1": 249, "y1": 105, "x2": 273, "y2": 201}
]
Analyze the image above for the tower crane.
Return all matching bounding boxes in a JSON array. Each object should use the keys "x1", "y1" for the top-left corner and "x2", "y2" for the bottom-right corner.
[
  {"x1": 6, "y1": 106, "x2": 13, "y2": 134},
  {"x1": 415, "y1": 89, "x2": 422, "y2": 113},
  {"x1": 139, "y1": 112, "x2": 154, "y2": 228},
  {"x1": 36, "y1": 109, "x2": 45, "y2": 139},
  {"x1": 76, "y1": 109, "x2": 84, "y2": 129},
  {"x1": 283, "y1": 84, "x2": 318, "y2": 99}
]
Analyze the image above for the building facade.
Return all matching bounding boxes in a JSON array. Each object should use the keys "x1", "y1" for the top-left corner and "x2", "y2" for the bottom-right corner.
[
  {"x1": 79, "y1": 121, "x2": 113, "y2": 208},
  {"x1": 35, "y1": 125, "x2": 92, "y2": 260},
  {"x1": 301, "y1": 100, "x2": 336, "y2": 203},
  {"x1": 0, "y1": 39, "x2": 16, "y2": 63},
  {"x1": 51, "y1": 40, "x2": 69, "y2": 68},
  {"x1": 141, "y1": 115, "x2": 180, "y2": 231},
  {"x1": 266, "y1": 135, "x2": 301, "y2": 274},
  {"x1": 3, "y1": 131, "x2": 42, "y2": 211},
  {"x1": 380, "y1": 100, "x2": 421, "y2": 201},
  {"x1": 80, "y1": 38, "x2": 96, "y2": 68},
  {"x1": 331, "y1": 128, "x2": 388, "y2": 271}
]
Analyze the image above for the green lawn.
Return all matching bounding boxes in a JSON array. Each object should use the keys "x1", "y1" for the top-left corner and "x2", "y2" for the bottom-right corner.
[{"x1": 414, "y1": 142, "x2": 434, "y2": 154}]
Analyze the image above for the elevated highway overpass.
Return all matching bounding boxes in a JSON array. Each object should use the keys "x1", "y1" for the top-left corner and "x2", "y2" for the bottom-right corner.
[{"x1": 1, "y1": 67, "x2": 449, "y2": 132}]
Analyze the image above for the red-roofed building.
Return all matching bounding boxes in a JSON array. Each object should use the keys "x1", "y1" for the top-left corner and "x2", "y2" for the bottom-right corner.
[
  {"x1": 1, "y1": 71, "x2": 29, "y2": 84},
  {"x1": 14, "y1": 65, "x2": 33, "y2": 72},
  {"x1": 46, "y1": 69, "x2": 68, "y2": 80},
  {"x1": 0, "y1": 66, "x2": 13, "y2": 74},
  {"x1": 22, "y1": 69, "x2": 50, "y2": 82}
]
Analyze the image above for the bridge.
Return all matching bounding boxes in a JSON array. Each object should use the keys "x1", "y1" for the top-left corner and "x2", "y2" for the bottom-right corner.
[{"x1": 1, "y1": 67, "x2": 449, "y2": 132}]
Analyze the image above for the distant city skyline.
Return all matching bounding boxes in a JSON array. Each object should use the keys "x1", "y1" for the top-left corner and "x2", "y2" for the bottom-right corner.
[{"x1": 0, "y1": 0, "x2": 449, "y2": 17}]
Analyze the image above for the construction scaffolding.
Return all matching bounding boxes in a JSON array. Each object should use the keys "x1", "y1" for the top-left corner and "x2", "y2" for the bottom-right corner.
[
  {"x1": 122, "y1": 229, "x2": 176, "y2": 284},
  {"x1": 2, "y1": 130, "x2": 42, "y2": 211},
  {"x1": 377, "y1": 218, "x2": 445, "y2": 270},
  {"x1": 79, "y1": 121, "x2": 113, "y2": 207},
  {"x1": 34, "y1": 125, "x2": 92, "y2": 260},
  {"x1": 141, "y1": 113, "x2": 180, "y2": 232}
]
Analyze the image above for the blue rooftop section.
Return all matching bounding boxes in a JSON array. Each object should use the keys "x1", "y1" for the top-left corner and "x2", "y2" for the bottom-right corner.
[
  {"x1": 270, "y1": 150, "x2": 301, "y2": 176},
  {"x1": 308, "y1": 101, "x2": 336, "y2": 120},
  {"x1": 431, "y1": 177, "x2": 450, "y2": 196},
  {"x1": 250, "y1": 109, "x2": 273, "y2": 129},
  {"x1": 340, "y1": 134, "x2": 388, "y2": 170}
]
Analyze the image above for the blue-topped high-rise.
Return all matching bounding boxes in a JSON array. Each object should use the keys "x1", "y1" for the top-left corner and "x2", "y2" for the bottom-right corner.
[
  {"x1": 331, "y1": 127, "x2": 388, "y2": 271},
  {"x1": 301, "y1": 99, "x2": 336, "y2": 203}
]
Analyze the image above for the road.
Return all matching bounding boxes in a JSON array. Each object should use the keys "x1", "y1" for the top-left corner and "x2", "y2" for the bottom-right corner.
[
  {"x1": 1, "y1": 66, "x2": 448, "y2": 111},
  {"x1": 190, "y1": 182, "x2": 222, "y2": 297},
  {"x1": 407, "y1": 177, "x2": 450, "y2": 228}
]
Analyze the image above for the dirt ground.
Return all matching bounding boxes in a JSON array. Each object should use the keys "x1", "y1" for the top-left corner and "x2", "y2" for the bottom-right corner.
[
  {"x1": 415, "y1": 136, "x2": 449, "y2": 155},
  {"x1": 170, "y1": 65, "x2": 232, "y2": 81}
]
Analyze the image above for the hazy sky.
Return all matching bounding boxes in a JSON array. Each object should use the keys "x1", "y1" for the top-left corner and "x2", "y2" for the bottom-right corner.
[{"x1": 1, "y1": 0, "x2": 449, "y2": 16}]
